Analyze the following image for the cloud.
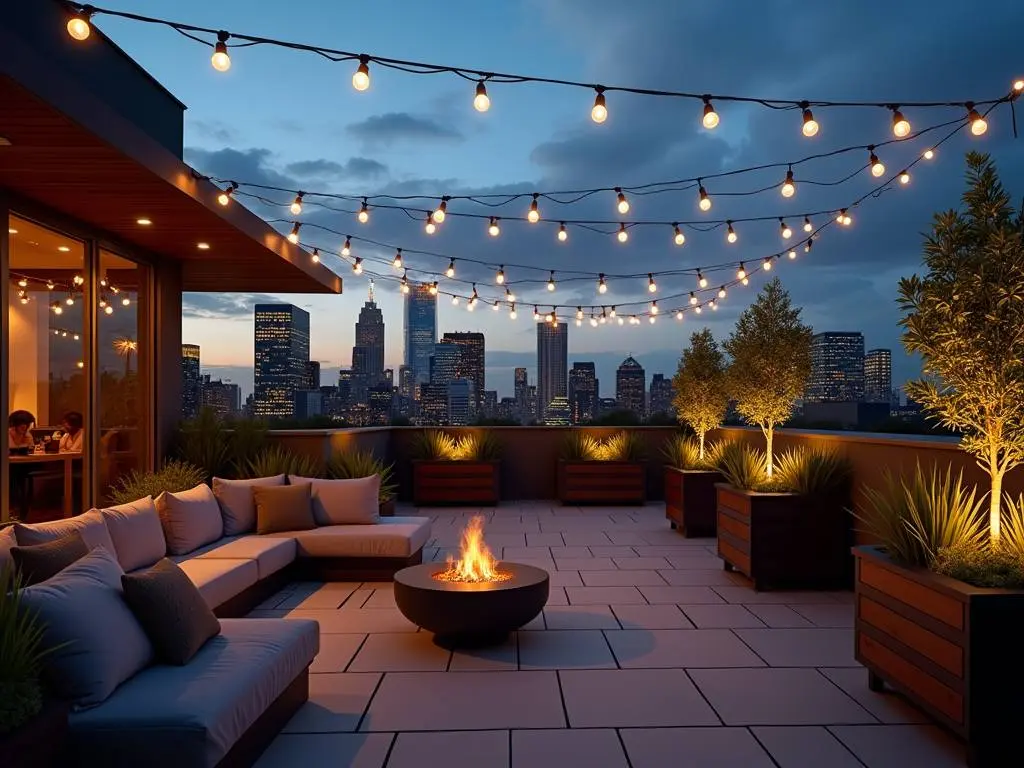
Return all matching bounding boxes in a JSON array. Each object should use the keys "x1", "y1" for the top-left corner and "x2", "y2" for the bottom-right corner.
[
  {"x1": 189, "y1": 119, "x2": 238, "y2": 144},
  {"x1": 285, "y1": 157, "x2": 389, "y2": 180},
  {"x1": 183, "y1": 293, "x2": 285, "y2": 320},
  {"x1": 345, "y1": 112, "x2": 463, "y2": 147}
]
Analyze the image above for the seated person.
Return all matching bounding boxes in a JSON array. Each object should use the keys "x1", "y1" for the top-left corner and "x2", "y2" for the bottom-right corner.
[
  {"x1": 8, "y1": 410, "x2": 35, "y2": 451},
  {"x1": 59, "y1": 411, "x2": 84, "y2": 453}
]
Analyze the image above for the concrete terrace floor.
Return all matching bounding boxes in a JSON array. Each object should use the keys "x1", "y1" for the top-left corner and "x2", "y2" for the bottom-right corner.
[{"x1": 249, "y1": 503, "x2": 967, "y2": 768}]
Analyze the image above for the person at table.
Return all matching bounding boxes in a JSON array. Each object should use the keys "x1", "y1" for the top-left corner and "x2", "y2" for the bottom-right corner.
[
  {"x1": 59, "y1": 411, "x2": 84, "y2": 453},
  {"x1": 8, "y1": 410, "x2": 35, "y2": 450}
]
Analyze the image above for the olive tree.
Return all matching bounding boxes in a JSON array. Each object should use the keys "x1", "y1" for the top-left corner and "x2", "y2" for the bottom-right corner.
[{"x1": 672, "y1": 328, "x2": 728, "y2": 460}]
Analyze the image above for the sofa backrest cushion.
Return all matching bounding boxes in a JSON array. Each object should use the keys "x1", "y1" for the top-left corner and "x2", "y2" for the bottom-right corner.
[
  {"x1": 289, "y1": 475, "x2": 380, "y2": 525},
  {"x1": 100, "y1": 497, "x2": 167, "y2": 573},
  {"x1": 212, "y1": 475, "x2": 286, "y2": 536},
  {"x1": 155, "y1": 484, "x2": 224, "y2": 556},
  {"x1": 20, "y1": 546, "x2": 154, "y2": 709},
  {"x1": 14, "y1": 508, "x2": 116, "y2": 555},
  {"x1": 10, "y1": 531, "x2": 89, "y2": 586},
  {"x1": 253, "y1": 483, "x2": 316, "y2": 535}
]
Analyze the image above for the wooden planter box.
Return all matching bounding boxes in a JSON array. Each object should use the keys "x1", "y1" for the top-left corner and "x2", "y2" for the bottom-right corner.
[
  {"x1": 854, "y1": 545, "x2": 1024, "y2": 767},
  {"x1": 664, "y1": 466, "x2": 721, "y2": 537},
  {"x1": 0, "y1": 697, "x2": 69, "y2": 768},
  {"x1": 558, "y1": 460, "x2": 645, "y2": 505},
  {"x1": 716, "y1": 483, "x2": 852, "y2": 590},
  {"x1": 413, "y1": 460, "x2": 500, "y2": 505}
]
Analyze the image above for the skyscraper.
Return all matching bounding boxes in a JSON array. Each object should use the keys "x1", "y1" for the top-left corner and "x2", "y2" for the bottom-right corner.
[
  {"x1": 355, "y1": 281, "x2": 385, "y2": 384},
  {"x1": 536, "y1": 321, "x2": 568, "y2": 420},
  {"x1": 649, "y1": 373, "x2": 674, "y2": 417},
  {"x1": 199, "y1": 375, "x2": 241, "y2": 418},
  {"x1": 303, "y1": 360, "x2": 321, "y2": 390},
  {"x1": 181, "y1": 343, "x2": 201, "y2": 419},
  {"x1": 430, "y1": 343, "x2": 462, "y2": 385},
  {"x1": 864, "y1": 348, "x2": 893, "y2": 405},
  {"x1": 253, "y1": 304, "x2": 310, "y2": 419},
  {"x1": 514, "y1": 367, "x2": 529, "y2": 422},
  {"x1": 404, "y1": 282, "x2": 437, "y2": 385},
  {"x1": 447, "y1": 379, "x2": 475, "y2": 425},
  {"x1": 806, "y1": 332, "x2": 865, "y2": 403},
  {"x1": 442, "y1": 332, "x2": 485, "y2": 411},
  {"x1": 568, "y1": 362, "x2": 598, "y2": 424},
  {"x1": 616, "y1": 356, "x2": 646, "y2": 417}
]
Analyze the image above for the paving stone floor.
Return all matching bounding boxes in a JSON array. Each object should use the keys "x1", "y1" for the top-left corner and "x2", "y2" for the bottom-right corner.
[{"x1": 250, "y1": 503, "x2": 966, "y2": 768}]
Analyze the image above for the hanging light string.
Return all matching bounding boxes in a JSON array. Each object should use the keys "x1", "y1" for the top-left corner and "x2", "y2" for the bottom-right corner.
[{"x1": 67, "y1": 3, "x2": 1017, "y2": 134}]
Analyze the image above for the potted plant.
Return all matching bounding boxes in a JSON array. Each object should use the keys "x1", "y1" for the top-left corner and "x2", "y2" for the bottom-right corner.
[
  {"x1": 665, "y1": 329, "x2": 730, "y2": 536},
  {"x1": 0, "y1": 564, "x2": 70, "y2": 767},
  {"x1": 558, "y1": 431, "x2": 647, "y2": 505},
  {"x1": 326, "y1": 449, "x2": 398, "y2": 516},
  {"x1": 107, "y1": 459, "x2": 207, "y2": 505},
  {"x1": 412, "y1": 430, "x2": 501, "y2": 505},
  {"x1": 245, "y1": 444, "x2": 323, "y2": 480},
  {"x1": 853, "y1": 153, "x2": 1024, "y2": 767},
  {"x1": 716, "y1": 443, "x2": 852, "y2": 590}
]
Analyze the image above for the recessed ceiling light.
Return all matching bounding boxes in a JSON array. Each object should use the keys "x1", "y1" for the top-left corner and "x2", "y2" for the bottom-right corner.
[
  {"x1": 57, "y1": 245, "x2": 71, "y2": 252},
  {"x1": 136, "y1": 218, "x2": 152, "y2": 226},
  {"x1": 0, "y1": 137, "x2": 11, "y2": 147},
  {"x1": 8, "y1": 228, "x2": 16, "y2": 234},
  {"x1": 197, "y1": 242, "x2": 210, "y2": 250}
]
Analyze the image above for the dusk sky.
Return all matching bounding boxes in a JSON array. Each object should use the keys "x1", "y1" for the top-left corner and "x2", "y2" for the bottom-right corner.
[{"x1": 97, "y1": 0, "x2": 1023, "y2": 399}]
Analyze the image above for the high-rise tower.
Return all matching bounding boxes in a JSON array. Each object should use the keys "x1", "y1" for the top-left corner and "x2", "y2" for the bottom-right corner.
[
  {"x1": 404, "y1": 282, "x2": 437, "y2": 385},
  {"x1": 253, "y1": 304, "x2": 310, "y2": 419},
  {"x1": 355, "y1": 280, "x2": 385, "y2": 384},
  {"x1": 536, "y1": 321, "x2": 568, "y2": 420}
]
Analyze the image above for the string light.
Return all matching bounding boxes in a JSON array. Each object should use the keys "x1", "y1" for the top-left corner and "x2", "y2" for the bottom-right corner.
[
  {"x1": 598, "y1": 274, "x2": 608, "y2": 294},
  {"x1": 452, "y1": 295, "x2": 460, "y2": 306},
  {"x1": 527, "y1": 194, "x2": 540, "y2": 223},
  {"x1": 218, "y1": 182, "x2": 237, "y2": 206},
  {"x1": 617, "y1": 223, "x2": 628, "y2": 243},
  {"x1": 358, "y1": 199, "x2": 370, "y2": 223},
  {"x1": 104, "y1": 305, "x2": 114, "y2": 315},
  {"x1": 676, "y1": 310, "x2": 684, "y2": 321},
  {"x1": 311, "y1": 248, "x2": 320, "y2": 263},
  {"x1": 701, "y1": 96, "x2": 719, "y2": 129},
  {"x1": 287, "y1": 223, "x2": 301, "y2": 244},
  {"x1": 590, "y1": 316, "x2": 598, "y2": 327},
  {"x1": 353, "y1": 257, "x2": 363, "y2": 274},
  {"x1": 473, "y1": 80, "x2": 490, "y2": 112},
  {"x1": 446, "y1": 259, "x2": 456, "y2": 278},
  {"x1": 46, "y1": 281, "x2": 55, "y2": 291},
  {"x1": 899, "y1": 170, "x2": 911, "y2": 185},
  {"x1": 546, "y1": 311, "x2": 555, "y2": 324},
  {"x1": 121, "y1": 296, "x2": 131, "y2": 306},
  {"x1": 805, "y1": 237, "x2": 814, "y2": 253},
  {"x1": 781, "y1": 168, "x2": 796, "y2": 198},
  {"x1": 726, "y1": 221, "x2": 737, "y2": 244},
  {"x1": 290, "y1": 193, "x2": 304, "y2": 216},
  {"x1": 591, "y1": 88, "x2": 608, "y2": 124},
  {"x1": 432, "y1": 198, "x2": 448, "y2": 223},
  {"x1": 470, "y1": 284, "x2": 479, "y2": 306},
  {"x1": 492, "y1": 300, "x2": 500, "y2": 311},
  {"x1": 393, "y1": 248, "x2": 403, "y2": 269},
  {"x1": 803, "y1": 216, "x2": 813, "y2": 233},
  {"x1": 650, "y1": 300, "x2": 659, "y2": 315},
  {"x1": 763, "y1": 257, "x2": 773, "y2": 271},
  {"x1": 788, "y1": 248, "x2": 797, "y2": 259},
  {"x1": 648, "y1": 273, "x2": 658, "y2": 292},
  {"x1": 966, "y1": 103, "x2": 987, "y2": 135},
  {"x1": 716, "y1": 286, "x2": 727, "y2": 300},
  {"x1": 599, "y1": 310, "x2": 607, "y2": 324},
  {"x1": 496, "y1": 266, "x2": 505, "y2": 284},
  {"x1": 891, "y1": 107, "x2": 911, "y2": 138},
  {"x1": 615, "y1": 188, "x2": 630, "y2": 214},
  {"x1": 923, "y1": 148, "x2": 935, "y2": 160},
  {"x1": 837, "y1": 208, "x2": 852, "y2": 226},
  {"x1": 737, "y1": 263, "x2": 747, "y2": 280},
  {"x1": 617, "y1": 316, "x2": 625, "y2": 326},
  {"x1": 429, "y1": 280, "x2": 438, "y2": 294},
  {"x1": 51, "y1": 302, "x2": 63, "y2": 315},
  {"x1": 801, "y1": 102, "x2": 818, "y2": 137},
  {"x1": 533, "y1": 306, "x2": 540, "y2": 321},
  {"x1": 610, "y1": 306, "x2": 617, "y2": 318},
  {"x1": 17, "y1": 278, "x2": 27, "y2": 288},
  {"x1": 673, "y1": 224, "x2": 686, "y2": 246},
  {"x1": 509, "y1": 303, "x2": 517, "y2": 319},
  {"x1": 211, "y1": 31, "x2": 231, "y2": 72},
  {"x1": 73, "y1": 276, "x2": 85, "y2": 286},
  {"x1": 547, "y1": 271, "x2": 556, "y2": 292},
  {"x1": 488, "y1": 217, "x2": 501, "y2": 237},
  {"x1": 649, "y1": 315, "x2": 657, "y2": 324},
  {"x1": 341, "y1": 237, "x2": 351, "y2": 256},
  {"x1": 696, "y1": 271, "x2": 707, "y2": 289},
  {"x1": 424, "y1": 213, "x2": 436, "y2": 234},
  {"x1": 558, "y1": 223, "x2": 568, "y2": 242},
  {"x1": 505, "y1": 287, "x2": 516, "y2": 303},
  {"x1": 1015, "y1": 79, "x2": 1024, "y2": 93},
  {"x1": 698, "y1": 183, "x2": 712, "y2": 211},
  {"x1": 400, "y1": 271, "x2": 410, "y2": 293},
  {"x1": 66, "y1": 7, "x2": 93, "y2": 40},
  {"x1": 689, "y1": 292, "x2": 698, "y2": 306},
  {"x1": 352, "y1": 55, "x2": 371, "y2": 91},
  {"x1": 868, "y1": 147, "x2": 885, "y2": 177},
  {"x1": 780, "y1": 219, "x2": 792, "y2": 239},
  {"x1": 576, "y1": 306, "x2": 584, "y2": 320}
]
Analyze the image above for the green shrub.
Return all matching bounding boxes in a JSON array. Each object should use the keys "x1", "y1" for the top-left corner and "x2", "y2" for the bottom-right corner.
[
  {"x1": 326, "y1": 449, "x2": 396, "y2": 502},
  {"x1": 663, "y1": 435, "x2": 731, "y2": 470},
  {"x1": 601, "y1": 431, "x2": 647, "y2": 461},
  {"x1": 561, "y1": 432, "x2": 600, "y2": 461},
  {"x1": 932, "y1": 542, "x2": 1024, "y2": 589},
  {"x1": 773, "y1": 446, "x2": 852, "y2": 498},
  {"x1": 463, "y1": 431, "x2": 502, "y2": 461},
  {"x1": 174, "y1": 410, "x2": 268, "y2": 479},
  {"x1": 247, "y1": 445, "x2": 323, "y2": 479},
  {"x1": 0, "y1": 566, "x2": 51, "y2": 733},
  {"x1": 718, "y1": 443, "x2": 778, "y2": 491},
  {"x1": 411, "y1": 431, "x2": 501, "y2": 461},
  {"x1": 411, "y1": 430, "x2": 459, "y2": 461},
  {"x1": 108, "y1": 460, "x2": 207, "y2": 505}
]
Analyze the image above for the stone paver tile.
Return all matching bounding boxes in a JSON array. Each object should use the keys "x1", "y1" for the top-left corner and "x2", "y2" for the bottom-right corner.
[
  {"x1": 751, "y1": 726, "x2": 864, "y2": 768},
  {"x1": 485, "y1": 533, "x2": 527, "y2": 547},
  {"x1": 641, "y1": 530, "x2": 708, "y2": 545},
  {"x1": 712, "y1": 587, "x2": 842, "y2": 604},
  {"x1": 545, "y1": 586, "x2": 568, "y2": 605},
  {"x1": 662, "y1": 555, "x2": 726, "y2": 569},
  {"x1": 680, "y1": 604, "x2": 766, "y2": 629},
  {"x1": 526, "y1": 532, "x2": 565, "y2": 546},
  {"x1": 282, "y1": 673, "x2": 381, "y2": 733},
  {"x1": 544, "y1": 605, "x2": 620, "y2": 630},
  {"x1": 254, "y1": 589, "x2": 293, "y2": 610},
  {"x1": 347, "y1": 632, "x2": 451, "y2": 672},
  {"x1": 561, "y1": 531, "x2": 614, "y2": 546},
  {"x1": 556, "y1": 558, "x2": 620, "y2": 572},
  {"x1": 589, "y1": 545, "x2": 640, "y2": 558},
  {"x1": 449, "y1": 635, "x2": 518, "y2": 671},
  {"x1": 566, "y1": 586, "x2": 646, "y2": 605},
  {"x1": 548, "y1": 546, "x2": 593, "y2": 558},
  {"x1": 502, "y1": 546, "x2": 554, "y2": 560},
  {"x1": 657, "y1": 568, "x2": 737, "y2": 586},
  {"x1": 606, "y1": 531, "x2": 650, "y2": 545},
  {"x1": 792, "y1": 603, "x2": 855, "y2": 628},
  {"x1": 311, "y1": 633, "x2": 366, "y2": 674},
  {"x1": 508, "y1": 558, "x2": 556, "y2": 573},
  {"x1": 828, "y1": 725, "x2": 966, "y2": 767},
  {"x1": 606, "y1": 628, "x2": 764, "y2": 669},
  {"x1": 388, "y1": 730, "x2": 509, "y2": 768},
  {"x1": 282, "y1": 583, "x2": 361, "y2": 610},
  {"x1": 581, "y1": 570, "x2": 667, "y2": 587},
  {"x1": 560, "y1": 669, "x2": 719, "y2": 728},
  {"x1": 361, "y1": 671, "x2": 565, "y2": 731},
  {"x1": 521, "y1": 612, "x2": 545, "y2": 630},
  {"x1": 690, "y1": 668, "x2": 875, "y2": 725},
  {"x1": 637, "y1": 586, "x2": 725, "y2": 604},
  {"x1": 289, "y1": 608, "x2": 419, "y2": 634},
  {"x1": 512, "y1": 728, "x2": 627, "y2": 768},
  {"x1": 745, "y1": 604, "x2": 815, "y2": 628},
  {"x1": 256, "y1": 733, "x2": 392, "y2": 768},
  {"x1": 819, "y1": 668, "x2": 930, "y2": 724},
  {"x1": 546, "y1": 569, "x2": 583, "y2": 587},
  {"x1": 734, "y1": 628, "x2": 858, "y2": 667},
  {"x1": 612, "y1": 557, "x2": 671, "y2": 570},
  {"x1": 611, "y1": 604, "x2": 694, "y2": 629},
  {"x1": 637, "y1": 546, "x2": 714, "y2": 559},
  {"x1": 622, "y1": 727, "x2": 773, "y2": 768},
  {"x1": 361, "y1": 588, "x2": 397, "y2": 609},
  {"x1": 518, "y1": 629, "x2": 617, "y2": 669}
]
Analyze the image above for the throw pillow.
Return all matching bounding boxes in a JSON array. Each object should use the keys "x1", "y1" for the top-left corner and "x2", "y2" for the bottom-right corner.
[
  {"x1": 20, "y1": 547, "x2": 154, "y2": 709},
  {"x1": 121, "y1": 558, "x2": 221, "y2": 665},
  {"x1": 100, "y1": 497, "x2": 167, "y2": 572},
  {"x1": 14, "y1": 508, "x2": 116, "y2": 554},
  {"x1": 10, "y1": 531, "x2": 89, "y2": 586},
  {"x1": 302, "y1": 476, "x2": 381, "y2": 525},
  {"x1": 253, "y1": 483, "x2": 316, "y2": 535},
  {"x1": 155, "y1": 484, "x2": 224, "y2": 556},
  {"x1": 213, "y1": 475, "x2": 286, "y2": 536}
]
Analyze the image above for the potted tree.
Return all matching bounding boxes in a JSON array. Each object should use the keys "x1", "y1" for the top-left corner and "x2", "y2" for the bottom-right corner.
[
  {"x1": 326, "y1": 448, "x2": 398, "y2": 516},
  {"x1": 412, "y1": 430, "x2": 501, "y2": 505},
  {"x1": 558, "y1": 431, "x2": 647, "y2": 505},
  {"x1": 853, "y1": 153, "x2": 1024, "y2": 767},
  {"x1": 664, "y1": 329, "x2": 730, "y2": 536}
]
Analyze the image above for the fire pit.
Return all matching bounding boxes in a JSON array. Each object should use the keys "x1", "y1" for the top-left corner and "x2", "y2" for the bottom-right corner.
[{"x1": 394, "y1": 516, "x2": 549, "y2": 647}]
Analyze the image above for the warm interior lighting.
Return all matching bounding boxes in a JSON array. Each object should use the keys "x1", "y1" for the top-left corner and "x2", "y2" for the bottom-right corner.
[
  {"x1": 136, "y1": 218, "x2": 152, "y2": 226},
  {"x1": 197, "y1": 242, "x2": 210, "y2": 250},
  {"x1": 57, "y1": 245, "x2": 71, "y2": 252}
]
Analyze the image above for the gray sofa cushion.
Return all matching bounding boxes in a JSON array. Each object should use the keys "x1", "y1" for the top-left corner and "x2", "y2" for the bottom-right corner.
[
  {"x1": 176, "y1": 558, "x2": 258, "y2": 610},
  {"x1": 288, "y1": 475, "x2": 380, "y2": 525},
  {"x1": 68, "y1": 618, "x2": 319, "y2": 768},
  {"x1": 272, "y1": 515, "x2": 431, "y2": 558},
  {"x1": 156, "y1": 484, "x2": 224, "y2": 556},
  {"x1": 213, "y1": 475, "x2": 286, "y2": 536},
  {"x1": 14, "y1": 508, "x2": 116, "y2": 554},
  {"x1": 189, "y1": 535, "x2": 297, "y2": 579},
  {"x1": 100, "y1": 497, "x2": 167, "y2": 573}
]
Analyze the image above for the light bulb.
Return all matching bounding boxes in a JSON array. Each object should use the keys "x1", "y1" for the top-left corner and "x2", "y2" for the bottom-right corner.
[
  {"x1": 616, "y1": 189, "x2": 630, "y2": 214},
  {"x1": 742, "y1": 277, "x2": 749, "y2": 286},
  {"x1": 801, "y1": 106, "x2": 818, "y2": 137},
  {"x1": 599, "y1": 312, "x2": 607, "y2": 324},
  {"x1": 505, "y1": 287, "x2": 515, "y2": 302},
  {"x1": 53, "y1": 303, "x2": 63, "y2": 315},
  {"x1": 496, "y1": 266, "x2": 505, "y2": 284},
  {"x1": 617, "y1": 224, "x2": 628, "y2": 243},
  {"x1": 432, "y1": 200, "x2": 447, "y2": 223},
  {"x1": 353, "y1": 257, "x2": 363, "y2": 274},
  {"x1": 673, "y1": 224, "x2": 685, "y2": 246},
  {"x1": 650, "y1": 300, "x2": 658, "y2": 315},
  {"x1": 763, "y1": 257, "x2": 773, "y2": 271},
  {"x1": 558, "y1": 223, "x2": 568, "y2": 242},
  {"x1": 341, "y1": 237, "x2": 351, "y2": 257},
  {"x1": 869, "y1": 149, "x2": 885, "y2": 177},
  {"x1": 19, "y1": 295, "x2": 29, "y2": 305},
  {"x1": 546, "y1": 312, "x2": 554, "y2": 323},
  {"x1": 67, "y1": 11, "x2": 92, "y2": 41},
  {"x1": 488, "y1": 217, "x2": 500, "y2": 237},
  {"x1": 697, "y1": 271, "x2": 707, "y2": 289},
  {"x1": 576, "y1": 307, "x2": 584, "y2": 320},
  {"x1": 803, "y1": 216, "x2": 813, "y2": 233},
  {"x1": 726, "y1": 222, "x2": 737, "y2": 244},
  {"x1": 473, "y1": 81, "x2": 490, "y2": 112},
  {"x1": 709, "y1": 300, "x2": 717, "y2": 311},
  {"x1": 689, "y1": 292, "x2": 698, "y2": 306},
  {"x1": 649, "y1": 273, "x2": 658, "y2": 292},
  {"x1": 617, "y1": 316, "x2": 624, "y2": 326},
  {"x1": 400, "y1": 273, "x2": 410, "y2": 293},
  {"x1": 923, "y1": 148, "x2": 935, "y2": 160},
  {"x1": 287, "y1": 223, "x2": 301, "y2": 244},
  {"x1": 698, "y1": 184, "x2": 712, "y2": 211},
  {"x1": 598, "y1": 274, "x2": 608, "y2": 294},
  {"x1": 649, "y1": 315, "x2": 657, "y2": 324},
  {"x1": 805, "y1": 237, "x2": 814, "y2": 253},
  {"x1": 218, "y1": 183, "x2": 236, "y2": 206},
  {"x1": 676, "y1": 310, "x2": 684, "y2": 320},
  {"x1": 510, "y1": 304, "x2": 517, "y2": 319},
  {"x1": 547, "y1": 271, "x2": 556, "y2": 291},
  {"x1": 892, "y1": 108, "x2": 911, "y2": 138},
  {"x1": 122, "y1": 296, "x2": 131, "y2": 306},
  {"x1": 1015, "y1": 79, "x2": 1024, "y2": 93},
  {"x1": 358, "y1": 201, "x2": 369, "y2": 223},
  {"x1": 104, "y1": 305, "x2": 114, "y2": 315},
  {"x1": 718, "y1": 286, "x2": 727, "y2": 299},
  {"x1": 17, "y1": 278, "x2": 27, "y2": 288},
  {"x1": 702, "y1": 97, "x2": 719, "y2": 129},
  {"x1": 527, "y1": 195, "x2": 540, "y2": 223},
  {"x1": 590, "y1": 316, "x2": 598, "y2": 327},
  {"x1": 429, "y1": 280, "x2": 438, "y2": 294},
  {"x1": 393, "y1": 249, "x2": 403, "y2": 269},
  {"x1": 493, "y1": 300, "x2": 500, "y2": 311},
  {"x1": 424, "y1": 214, "x2": 436, "y2": 235},
  {"x1": 533, "y1": 306, "x2": 540, "y2": 321},
  {"x1": 311, "y1": 248, "x2": 320, "y2": 264},
  {"x1": 781, "y1": 169, "x2": 796, "y2": 198},
  {"x1": 290, "y1": 194, "x2": 303, "y2": 216},
  {"x1": 899, "y1": 170, "x2": 911, "y2": 185},
  {"x1": 74, "y1": 275, "x2": 85, "y2": 286},
  {"x1": 591, "y1": 90, "x2": 608, "y2": 123},
  {"x1": 446, "y1": 260, "x2": 456, "y2": 278},
  {"x1": 211, "y1": 33, "x2": 231, "y2": 72},
  {"x1": 967, "y1": 105, "x2": 987, "y2": 136},
  {"x1": 788, "y1": 249, "x2": 797, "y2": 259},
  {"x1": 46, "y1": 281, "x2": 55, "y2": 290},
  {"x1": 780, "y1": 219, "x2": 792, "y2": 239},
  {"x1": 352, "y1": 58, "x2": 370, "y2": 91},
  {"x1": 453, "y1": 295, "x2": 460, "y2": 306},
  {"x1": 737, "y1": 263, "x2": 747, "y2": 280},
  {"x1": 610, "y1": 306, "x2": 617, "y2": 317}
]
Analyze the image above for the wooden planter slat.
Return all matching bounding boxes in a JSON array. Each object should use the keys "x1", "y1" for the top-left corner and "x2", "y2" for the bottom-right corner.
[
  {"x1": 558, "y1": 460, "x2": 645, "y2": 505},
  {"x1": 853, "y1": 545, "x2": 1024, "y2": 767},
  {"x1": 413, "y1": 461, "x2": 500, "y2": 505},
  {"x1": 663, "y1": 467, "x2": 721, "y2": 537}
]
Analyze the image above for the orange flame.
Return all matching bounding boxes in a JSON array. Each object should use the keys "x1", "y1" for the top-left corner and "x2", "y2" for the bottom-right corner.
[{"x1": 435, "y1": 515, "x2": 510, "y2": 583}]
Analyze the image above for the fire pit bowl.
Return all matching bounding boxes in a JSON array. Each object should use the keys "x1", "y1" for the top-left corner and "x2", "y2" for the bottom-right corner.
[{"x1": 394, "y1": 562, "x2": 549, "y2": 647}]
